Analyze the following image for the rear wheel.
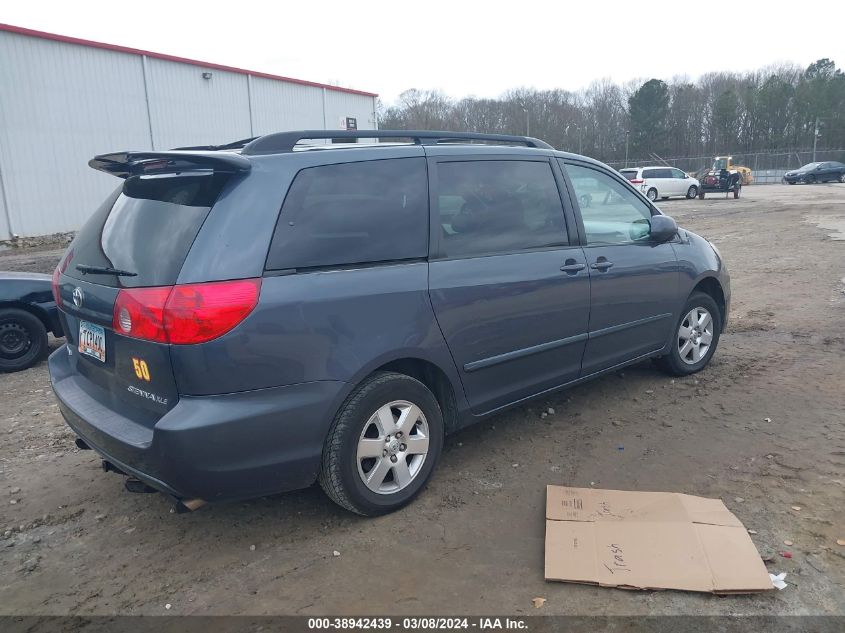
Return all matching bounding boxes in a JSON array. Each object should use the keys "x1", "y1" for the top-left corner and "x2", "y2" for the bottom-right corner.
[
  {"x1": 839, "y1": 173, "x2": 845, "y2": 183},
  {"x1": 686, "y1": 185, "x2": 698, "y2": 199},
  {"x1": 646, "y1": 188, "x2": 658, "y2": 202},
  {"x1": 319, "y1": 372, "x2": 444, "y2": 516},
  {"x1": 0, "y1": 308, "x2": 48, "y2": 373},
  {"x1": 655, "y1": 292, "x2": 721, "y2": 376},
  {"x1": 733, "y1": 184, "x2": 741, "y2": 199},
  {"x1": 698, "y1": 190, "x2": 706, "y2": 199}
]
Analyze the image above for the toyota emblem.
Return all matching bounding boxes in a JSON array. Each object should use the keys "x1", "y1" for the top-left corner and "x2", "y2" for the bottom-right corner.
[{"x1": 72, "y1": 287, "x2": 84, "y2": 308}]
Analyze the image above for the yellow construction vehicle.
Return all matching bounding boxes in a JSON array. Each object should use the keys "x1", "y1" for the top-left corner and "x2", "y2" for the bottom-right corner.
[{"x1": 711, "y1": 156, "x2": 753, "y2": 185}]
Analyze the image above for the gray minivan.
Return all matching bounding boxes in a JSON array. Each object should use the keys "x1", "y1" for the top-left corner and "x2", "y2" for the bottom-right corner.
[{"x1": 50, "y1": 130, "x2": 730, "y2": 515}]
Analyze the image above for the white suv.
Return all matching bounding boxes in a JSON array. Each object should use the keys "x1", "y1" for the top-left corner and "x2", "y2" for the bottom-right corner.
[{"x1": 620, "y1": 167, "x2": 700, "y2": 201}]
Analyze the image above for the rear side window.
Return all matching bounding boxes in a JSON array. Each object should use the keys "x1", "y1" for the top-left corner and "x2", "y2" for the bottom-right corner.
[
  {"x1": 435, "y1": 160, "x2": 568, "y2": 258},
  {"x1": 266, "y1": 158, "x2": 428, "y2": 270},
  {"x1": 620, "y1": 170, "x2": 639, "y2": 180},
  {"x1": 64, "y1": 173, "x2": 229, "y2": 288}
]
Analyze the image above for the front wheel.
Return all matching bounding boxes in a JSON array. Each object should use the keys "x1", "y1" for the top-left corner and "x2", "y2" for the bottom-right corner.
[
  {"x1": 646, "y1": 188, "x2": 658, "y2": 202},
  {"x1": 0, "y1": 308, "x2": 48, "y2": 372},
  {"x1": 654, "y1": 292, "x2": 722, "y2": 377},
  {"x1": 733, "y1": 184, "x2": 741, "y2": 199},
  {"x1": 319, "y1": 372, "x2": 444, "y2": 516},
  {"x1": 686, "y1": 185, "x2": 698, "y2": 199},
  {"x1": 806, "y1": 174, "x2": 816, "y2": 184},
  {"x1": 839, "y1": 173, "x2": 845, "y2": 183}
]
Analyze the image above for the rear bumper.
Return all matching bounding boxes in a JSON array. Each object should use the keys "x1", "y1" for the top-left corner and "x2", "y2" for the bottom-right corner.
[{"x1": 49, "y1": 346, "x2": 345, "y2": 502}]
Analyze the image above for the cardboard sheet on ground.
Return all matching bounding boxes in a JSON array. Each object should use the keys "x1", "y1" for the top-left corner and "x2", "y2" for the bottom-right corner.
[{"x1": 545, "y1": 486, "x2": 773, "y2": 594}]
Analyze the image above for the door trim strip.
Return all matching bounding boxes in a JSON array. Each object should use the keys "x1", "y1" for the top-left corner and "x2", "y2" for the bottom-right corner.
[
  {"x1": 463, "y1": 333, "x2": 588, "y2": 373},
  {"x1": 462, "y1": 312, "x2": 672, "y2": 373}
]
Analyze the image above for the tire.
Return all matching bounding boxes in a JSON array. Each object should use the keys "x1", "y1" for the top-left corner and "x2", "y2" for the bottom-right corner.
[
  {"x1": 787, "y1": 180, "x2": 796, "y2": 185},
  {"x1": 806, "y1": 174, "x2": 816, "y2": 184},
  {"x1": 646, "y1": 188, "x2": 658, "y2": 202},
  {"x1": 698, "y1": 190, "x2": 705, "y2": 199},
  {"x1": 839, "y1": 173, "x2": 845, "y2": 183},
  {"x1": 319, "y1": 371, "x2": 444, "y2": 516},
  {"x1": 733, "y1": 186, "x2": 740, "y2": 199},
  {"x1": 686, "y1": 185, "x2": 698, "y2": 199},
  {"x1": 0, "y1": 308, "x2": 48, "y2": 373},
  {"x1": 654, "y1": 292, "x2": 722, "y2": 377}
]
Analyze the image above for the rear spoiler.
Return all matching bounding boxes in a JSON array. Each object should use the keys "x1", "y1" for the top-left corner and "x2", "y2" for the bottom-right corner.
[{"x1": 89, "y1": 151, "x2": 252, "y2": 178}]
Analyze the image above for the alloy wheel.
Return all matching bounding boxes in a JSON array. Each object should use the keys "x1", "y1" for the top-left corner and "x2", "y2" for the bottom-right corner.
[
  {"x1": 677, "y1": 307, "x2": 713, "y2": 365},
  {"x1": 356, "y1": 400, "x2": 430, "y2": 494}
]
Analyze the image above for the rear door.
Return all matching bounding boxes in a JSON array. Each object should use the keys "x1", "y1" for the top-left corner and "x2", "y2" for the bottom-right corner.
[
  {"x1": 560, "y1": 161, "x2": 679, "y2": 375},
  {"x1": 55, "y1": 170, "x2": 231, "y2": 422},
  {"x1": 641, "y1": 168, "x2": 664, "y2": 197},
  {"x1": 427, "y1": 154, "x2": 590, "y2": 414},
  {"x1": 670, "y1": 168, "x2": 689, "y2": 195}
]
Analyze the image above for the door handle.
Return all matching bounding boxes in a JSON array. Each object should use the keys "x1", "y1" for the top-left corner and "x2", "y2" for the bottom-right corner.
[
  {"x1": 590, "y1": 260, "x2": 614, "y2": 271},
  {"x1": 560, "y1": 261, "x2": 586, "y2": 273}
]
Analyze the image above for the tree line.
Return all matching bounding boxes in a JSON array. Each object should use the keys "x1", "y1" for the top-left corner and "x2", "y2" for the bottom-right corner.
[{"x1": 379, "y1": 58, "x2": 845, "y2": 163}]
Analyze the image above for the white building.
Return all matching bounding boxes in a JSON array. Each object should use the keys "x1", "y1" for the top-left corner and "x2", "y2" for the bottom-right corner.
[{"x1": 0, "y1": 23, "x2": 379, "y2": 239}]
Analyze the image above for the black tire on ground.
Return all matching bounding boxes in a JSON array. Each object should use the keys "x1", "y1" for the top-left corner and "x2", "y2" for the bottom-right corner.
[
  {"x1": 806, "y1": 174, "x2": 816, "y2": 184},
  {"x1": 654, "y1": 292, "x2": 722, "y2": 377},
  {"x1": 0, "y1": 308, "x2": 48, "y2": 373},
  {"x1": 733, "y1": 185, "x2": 741, "y2": 199},
  {"x1": 698, "y1": 190, "x2": 705, "y2": 199},
  {"x1": 839, "y1": 173, "x2": 845, "y2": 183},
  {"x1": 319, "y1": 371, "x2": 444, "y2": 516},
  {"x1": 788, "y1": 180, "x2": 796, "y2": 185},
  {"x1": 647, "y1": 188, "x2": 658, "y2": 202},
  {"x1": 687, "y1": 185, "x2": 698, "y2": 199}
]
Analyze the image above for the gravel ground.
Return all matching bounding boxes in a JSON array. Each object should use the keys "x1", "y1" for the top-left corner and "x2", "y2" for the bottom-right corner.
[{"x1": 0, "y1": 184, "x2": 843, "y2": 616}]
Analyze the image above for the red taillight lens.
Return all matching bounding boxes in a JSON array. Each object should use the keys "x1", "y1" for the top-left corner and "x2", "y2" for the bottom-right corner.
[
  {"x1": 112, "y1": 278, "x2": 261, "y2": 345},
  {"x1": 630, "y1": 178, "x2": 644, "y2": 184},
  {"x1": 113, "y1": 286, "x2": 171, "y2": 343},
  {"x1": 51, "y1": 267, "x2": 62, "y2": 307}
]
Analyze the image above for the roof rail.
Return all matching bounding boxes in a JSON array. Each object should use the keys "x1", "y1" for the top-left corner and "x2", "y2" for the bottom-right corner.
[
  {"x1": 172, "y1": 137, "x2": 258, "y2": 152},
  {"x1": 241, "y1": 130, "x2": 554, "y2": 155}
]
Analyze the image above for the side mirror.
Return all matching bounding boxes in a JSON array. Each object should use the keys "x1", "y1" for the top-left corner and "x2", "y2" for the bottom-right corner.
[{"x1": 650, "y1": 214, "x2": 678, "y2": 243}]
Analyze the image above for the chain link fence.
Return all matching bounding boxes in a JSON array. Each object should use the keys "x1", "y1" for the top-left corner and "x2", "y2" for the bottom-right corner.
[{"x1": 606, "y1": 149, "x2": 845, "y2": 184}]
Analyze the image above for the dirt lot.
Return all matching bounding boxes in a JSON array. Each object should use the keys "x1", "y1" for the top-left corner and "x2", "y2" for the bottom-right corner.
[{"x1": 1, "y1": 184, "x2": 844, "y2": 616}]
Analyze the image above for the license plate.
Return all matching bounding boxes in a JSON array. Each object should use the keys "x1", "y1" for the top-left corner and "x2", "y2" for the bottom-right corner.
[{"x1": 78, "y1": 320, "x2": 106, "y2": 363}]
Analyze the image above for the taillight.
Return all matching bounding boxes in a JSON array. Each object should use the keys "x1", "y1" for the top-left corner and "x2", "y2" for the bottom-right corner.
[
  {"x1": 630, "y1": 178, "x2": 644, "y2": 184},
  {"x1": 51, "y1": 267, "x2": 62, "y2": 307},
  {"x1": 52, "y1": 248, "x2": 73, "y2": 307},
  {"x1": 113, "y1": 278, "x2": 261, "y2": 345},
  {"x1": 113, "y1": 286, "x2": 171, "y2": 343}
]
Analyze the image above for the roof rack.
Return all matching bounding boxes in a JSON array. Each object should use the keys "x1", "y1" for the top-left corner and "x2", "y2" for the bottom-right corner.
[
  {"x1": 172, "y1": 137, "x2": 258, "y2": 152},
  {"x1": 241, "y1": 130, "x2": 554, "y2": 155}
]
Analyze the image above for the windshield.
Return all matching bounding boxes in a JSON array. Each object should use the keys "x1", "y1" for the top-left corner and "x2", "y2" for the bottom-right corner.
[
  {"x1": 713, "y1": 158, "x2": 728, "y2": 170},
  {"x1": 799, "y1": 163, "x2": 821, "y2": 171}
]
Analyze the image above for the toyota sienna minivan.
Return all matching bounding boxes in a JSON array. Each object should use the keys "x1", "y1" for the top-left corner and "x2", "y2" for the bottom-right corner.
[{"x1": 50, "y1": 130, "x2": 730, "y2": 515}]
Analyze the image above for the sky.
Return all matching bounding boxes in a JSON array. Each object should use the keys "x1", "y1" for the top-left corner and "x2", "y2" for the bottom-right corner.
[{"x1": 3, "y1": 1, "x2": 843, "y2": 104}]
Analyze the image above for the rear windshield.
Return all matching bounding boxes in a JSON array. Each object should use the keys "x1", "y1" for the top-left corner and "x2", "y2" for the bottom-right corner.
[
  {"x1": 620, "y1": 170, "x2": 639, "y2": 180},
  {"x1": 64, "y1": 173, "x2": 229, "y2": 288}
]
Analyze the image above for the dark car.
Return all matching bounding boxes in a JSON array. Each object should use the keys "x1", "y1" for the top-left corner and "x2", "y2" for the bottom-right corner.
[
  {"x1": 1, "y1": 271, "x2": 63, "y2": 372},
  {"x1": 49, "y1": 130, "x2": 730, "y2": 516},
  {"x1": 784, "y1": 161, "x2": 845, "y2": 184}
]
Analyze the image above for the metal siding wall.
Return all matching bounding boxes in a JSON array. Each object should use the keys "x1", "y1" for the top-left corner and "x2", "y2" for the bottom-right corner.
[
  {"x1": 324, "y1": 91, "x2": 377, "y2": 131},
  {"x1": 145, "y1": 58, "x2": 252, "y2": 149},
  {"x1": 0, "y1": 30, "x2": 377, "y2": 238},
  {"x1": 249, "y1": 77, "x2": 324, "y2": 135},
  {"x1": 0, "y1": 32, "x2": 151, "y2": 238}
]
